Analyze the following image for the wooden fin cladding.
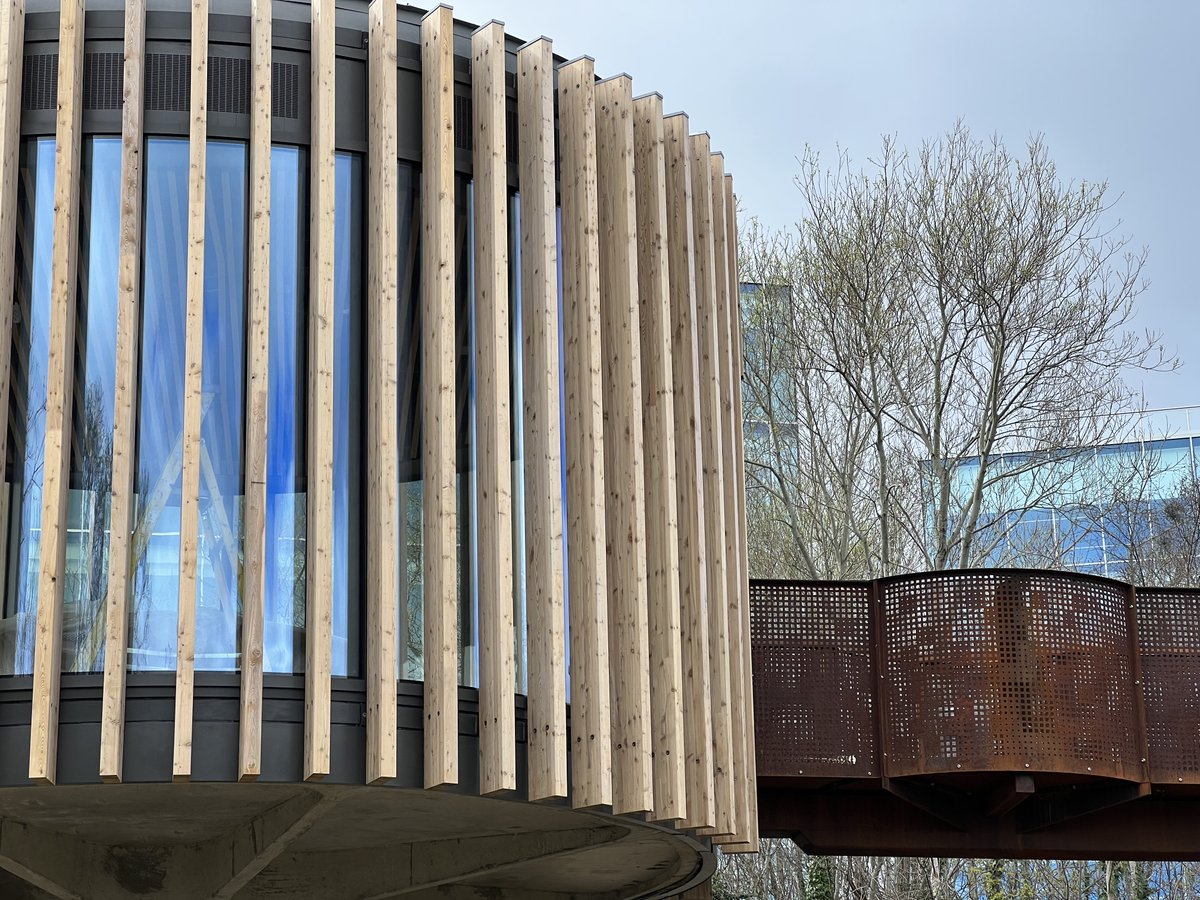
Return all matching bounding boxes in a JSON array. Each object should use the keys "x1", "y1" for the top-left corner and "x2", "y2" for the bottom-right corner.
[{"x1": 5, "y1": 0, "x2": 756, "y2": 847}]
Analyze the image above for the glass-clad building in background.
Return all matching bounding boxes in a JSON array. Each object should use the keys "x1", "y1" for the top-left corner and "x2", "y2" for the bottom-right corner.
[
  {"x1": 737, "y1": 278, "x2": 1198, "y2": 581},
  {"x1": 943, "y1": 408, "x2": 1200, "y2": 579}
]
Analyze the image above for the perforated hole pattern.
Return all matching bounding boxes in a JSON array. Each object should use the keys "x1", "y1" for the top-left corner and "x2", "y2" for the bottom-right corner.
[
  {"x1": 750, "y1": 580, "x2": 877, "y2": 779},
  {"x1": 1136, "y1": 588, "x2": 1200, "y2": 784},
  {"x1": 880, "y1": 571, "x2": 1141, "y2": 779}
]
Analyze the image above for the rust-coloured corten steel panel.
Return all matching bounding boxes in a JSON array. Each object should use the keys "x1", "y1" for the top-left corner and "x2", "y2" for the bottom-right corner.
[
  {"x1": 751, "y1": 571, "x2": 1200, "y2": 859},
  {"x1": 750, "y1": 580, "x2": 877, "y2": 779},
  {"x1": 879, "y1": 570, "x2": 1142, "y2": 781},
  {"x1": 750, "y1": 570, "x2": 1200, "y2": 787},
  {"x1": 1136, "y1": 588, "x2": 1200, "y2": 784}
]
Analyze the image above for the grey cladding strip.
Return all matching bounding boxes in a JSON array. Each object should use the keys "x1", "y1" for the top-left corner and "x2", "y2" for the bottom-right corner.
[{"x1": 23, "y1": 51, "x2": 299, "y2": 117}]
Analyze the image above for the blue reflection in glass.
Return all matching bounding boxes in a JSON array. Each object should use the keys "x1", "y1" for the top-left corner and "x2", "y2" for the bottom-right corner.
[
  {"x1": 130, "y1": 139, "x2": 247, "y2": 671},
  {"x1": 1, "y1": 138, "x2": 55, "y2": 676},
  {"x1": 333, "y1": 152, "x2": 362, "y2": 678},
  {"x1": 196, "y1": 141, "x2": 247, "y2": 670},
  {"x1": 63, "y1": 137, "x2": 122, "y2": 673},
  {"x1": 129, "y1": 139, "x2": 188, "y2": 669},
  {"x1": 264, "y1": 145, "x2": 307, "y2": 674}
]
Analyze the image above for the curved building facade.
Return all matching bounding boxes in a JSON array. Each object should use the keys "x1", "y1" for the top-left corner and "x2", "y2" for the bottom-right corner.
[{"x1": 0, "y1": 0, "x2": 756, "y2": 896}]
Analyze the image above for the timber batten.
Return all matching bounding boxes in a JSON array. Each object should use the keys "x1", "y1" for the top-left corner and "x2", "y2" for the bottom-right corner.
[
  {"x1": 239, "y1": 0, "x2": 271, "y2": 784},
  {"x1": 99, "y1": 0, "x2": 143, "y2": 784},
  {"x1": 689, "y1": 131, "x2": 737, "y2": 839},
  {"x1": 632, "y1": 91, "x2": 687, "y2": 825},
  {"x1": 516, "y1": 35, "x2": 569, "y2": 804},
  {"x1": 595, "y1": 73, "x2": 653, "y2": 817},
  {"x1": 365, "y1": 0, "x2": 399, "y2": 787},
  {"x1": 0, "y1": 3, "x2": 756, "y2": 888},
  {"x1": 558, "y1": 54, "x2": 613, "y2": 812},
  {"x1": 473, "y1": 18, "x2": 516, "y2": 797},
  {"x1": 305, "y1": 0, "x2": 336, "y2": 784},
  {"x1": 420, "y1": 3, "x2": 459, "y2": 791},
  {"x1": 663, "y1": 112, "x2": 717, "y2": 832},
  {"x1": 28, "y1": 0, "x2": 84, "y2": 786}
]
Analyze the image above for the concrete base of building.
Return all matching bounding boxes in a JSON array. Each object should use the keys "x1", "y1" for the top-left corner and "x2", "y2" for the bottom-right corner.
[{"x1": 0, "y1": 782, "x2": 713, "y2": 899}]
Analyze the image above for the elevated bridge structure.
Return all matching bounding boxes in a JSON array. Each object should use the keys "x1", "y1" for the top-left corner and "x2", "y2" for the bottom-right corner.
[{"x1": 750, "y1": 569, "x2": 1200, "y2": 859}]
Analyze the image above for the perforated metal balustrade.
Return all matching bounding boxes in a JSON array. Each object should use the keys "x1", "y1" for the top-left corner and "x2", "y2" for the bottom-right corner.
[
  {"x1": 751, "y1": 569, "x2": 1200, "y2": 786},
  {"x1": 751, "y1": 570, "x2": 1200, "y2": 857}
]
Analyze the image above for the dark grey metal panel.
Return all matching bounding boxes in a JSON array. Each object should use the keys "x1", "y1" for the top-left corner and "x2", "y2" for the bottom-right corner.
[
  {"x1": 0, "y1": 675, "x2": 539, "y2": 797},
  {"x1": 17, "y1": 2, "x2": 502, "y2": 179},
  {"x1": 333, "y1": 54, "x2": 366, "y2": 153},
  {"x1": 273, "y1": 46, "x2": 310, "y2": 146},
  {"x1": 396, "y1": 65, "x2": 420, "y2": 164}
]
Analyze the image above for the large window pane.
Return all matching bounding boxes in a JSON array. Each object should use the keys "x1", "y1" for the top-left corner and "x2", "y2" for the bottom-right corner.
[
  {"x1": 129, "y1": 138, "x2": 187, "y2": 670},
  {"x1": 1, "y1": 138, "x2": 55, "y2": 676},
  {"x1": 63, "y1": 137, "x2": 122, "y2": 673},
  {"x1": 130, "y1": 139, "x2": 246, "y2": 671},
  {"x1": 397, "y1": 163, "x2": 422, "y2": 680},
  {"x1": 395, "y1": 169, "x2": 477, "y2": 687},
  {"x1": 333, "y1": 152, "x2": 362, "y2": 678},
  {"x1": 509, "y1": 192, "x2": 527, "y2": 695},
  {"x1": 457, "y1": 176, "x2": 476, "y2": 688},
  {"x1": 556, "y1": 206, "x2": 570, "y2": 698},
  {"x1": 264, "y1": 145, "x2": 307, "y2": 674},
  {"x1": 196, "y1": 141, "x2": 247, "y2": 670}
]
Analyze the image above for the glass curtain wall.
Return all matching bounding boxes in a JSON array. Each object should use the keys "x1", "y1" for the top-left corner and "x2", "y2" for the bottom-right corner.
[
  {"x1": 397, "y1": 163, "x2": 422, "y2": 679},
  {"x1": 332, "y1": 151, "x2": 363, "y2": 678},
  {"x1": 128, "y1": 138, "x2": 186, "y2": 670},
  {"x1": 508, "y1": 192, "x2": 526, "y2": 695},
  {"x1": 197, "y1": 142, "x2": 248, "y2": 670},
  {"x1": 0, "y1": 141, "x2": 533, "y2": 688},
  {"x1": 555, "y1": 206, "x2": 570, "y2": 697},
  {"x1": 2, "y1": 137, "x2": 123, "y2": 677},
  {"x1": 1, "y1": 138, "x2": 55, "y2": 676},
  {"x1": 130, "y1": 138, "x2": 247, "y2": 671},
  {"x1": 63, "y1": 137, "x2": 122, "y2": 672},
  {"x1": 263, "y1": 145, "x2": 307, "y2": 674},
  {"x1": 396, "y1": 169, "x2": 478, "y2": 687},
  {"x1": 457, "y1": 176, "x2": 476, "y2": 688}
]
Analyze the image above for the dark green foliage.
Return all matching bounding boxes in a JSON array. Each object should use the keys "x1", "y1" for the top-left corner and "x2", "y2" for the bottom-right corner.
[{"x1": 807, "y1": 854, "x2": 835, "y2": 900}]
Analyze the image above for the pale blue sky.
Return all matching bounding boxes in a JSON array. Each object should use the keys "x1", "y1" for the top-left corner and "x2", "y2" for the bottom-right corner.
[{"x1": 448, "y1": 0, "x2": 1198, "y2": 413}]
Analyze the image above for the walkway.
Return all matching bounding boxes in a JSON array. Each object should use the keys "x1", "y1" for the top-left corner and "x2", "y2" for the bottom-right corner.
[{"x1": 750, "y1": 570, "x2": 1200, "y2": 859}]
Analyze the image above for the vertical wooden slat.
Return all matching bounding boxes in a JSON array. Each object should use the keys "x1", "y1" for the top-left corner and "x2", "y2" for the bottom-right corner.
[
  {"x1": 710, "y1": 151, "x2": 750, "y2": 846},
  {"x1": 239, "y1": 0, "x2": 271, "y2": 784},
  {"x1": 0, "y1": 0, "x2": 23, "y2": 602},
  {"x1": 557, "y1": 55, "x2": 612, "y2": 812},
  {"x1": 689, "y1": 131, "x2": 736, "y2": 838},
  {"x1": 632, "y1": 92, "x2": 687, "y2": 824},
  {"x1": 472, "y1": 19, "x2": 515, "y2": 797},
  {"x1": 516, "y1": 36, "x2": 567, "y2": 803},
  {"x1": 28, "y1": 0, "x2": 83, "y2": 786},
  {"x1": 99, "y1": 0, "x2": 145, "y2": 784},
  {"x1": 594, "y1": 74, "x2": 653, "y2": 817},
  {"x1": 420, "y1": 4, "x2": 458, "y2": 790},
  {"x1": 726, "y1": 174, "x2": 760, "y2": 850},
  {"x1": 173, "y1": 0, "x2": 209, "y2": 782},
  {"x1": 365, "y1": 0, "x2": 399, "y2": 787},
  {"x1": 662, "y1": 112, "x2": 714, "y2": 831},
  {"x1": 306, "y1": 0, "x2": 336, "y2": 783}
]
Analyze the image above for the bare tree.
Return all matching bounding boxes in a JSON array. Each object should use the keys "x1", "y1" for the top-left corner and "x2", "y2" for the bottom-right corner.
[
  {"x1": 740, "y1": 123, "x2": 1172, "y2": 580},
  {"x1": 726, "y1": 124, "x2": 1184, "y2": 899},
  {"x1": 1108, "y1": 466, "x2": 1200, "y2": 588}
]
